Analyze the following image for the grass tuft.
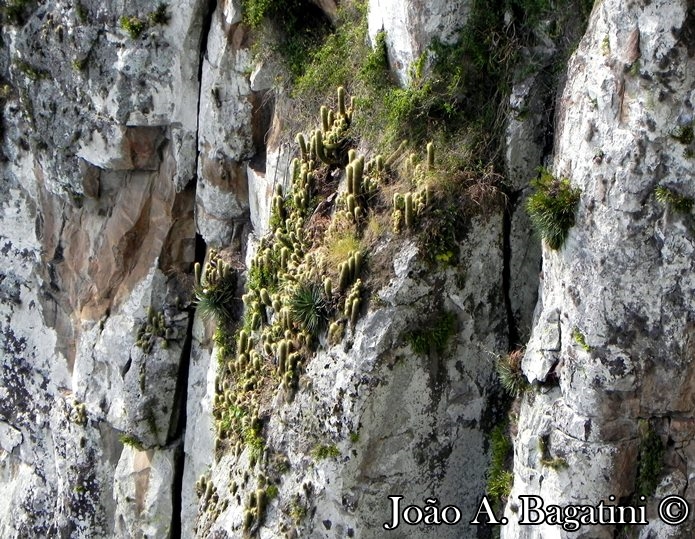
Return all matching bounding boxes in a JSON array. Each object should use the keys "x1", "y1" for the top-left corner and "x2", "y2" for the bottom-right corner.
[
  {"x1": 496, "y1": 349, "x2": 528, "y2": 397},
  {"x1": 487, "y1": 425, "x2": 513, "y2": 500},
  {"x1": 526, "y1": 168, "x2": 581, "y2": 250}
]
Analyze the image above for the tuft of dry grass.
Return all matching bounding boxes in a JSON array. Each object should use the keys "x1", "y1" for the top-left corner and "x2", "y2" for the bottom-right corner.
[{"x1": 321, "y1": 226, "x2": 361, "y2": 269}]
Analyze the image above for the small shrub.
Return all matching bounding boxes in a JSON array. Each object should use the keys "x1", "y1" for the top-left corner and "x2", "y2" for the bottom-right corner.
[
  {"x1": 244, "y1": 0, "x2": 332, "y2": 81},
  {"x1": 119, "y1": 15, "x2": 147, "y2": 39},
  {"x1": 359, "y1": 30, "x2": 389, "y2": 88},
  {"x1": 572, "y1": 327, "x2": 590, "y2": 352},
  {"x1": 417, "y1": 204, "x2": 462, "y2": 266},
  {"x1": 241, "y1": 0, "x2": 274, "y2": 28},
  {"x1": 655, "y1": 185, "x2": 693, "y2": 214},
  {"x1": 148, "y1": 3, "x2": 170, "y2": 25},
  {"x1": 526, "y1": 168, "x2": 581, "y2": 250},
  {"x1": 311, "y1": 444, "x2": 340, "y2": 460},
  {"x1": 496, "y1": 349, "x2": 528, "y2": 397}
]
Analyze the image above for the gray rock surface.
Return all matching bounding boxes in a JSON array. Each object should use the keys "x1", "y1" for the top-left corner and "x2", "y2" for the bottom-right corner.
[
  {"x1": 2, "y1": 0, "x2": 692, "y2": 537},
  {"x1": 504, "y1": 1, "x2": 695, "y2": 537},
  {"x1": 0, "y1": 0, "x2": 203, "y2": 536},
  {"x1": 368, "y1": 0, "x2": 471, "y2": 85}
]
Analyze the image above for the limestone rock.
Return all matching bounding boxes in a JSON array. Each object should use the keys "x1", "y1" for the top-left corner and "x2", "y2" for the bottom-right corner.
[
  {"x1": 113, "y1": 445, "x2": 178, "y2": 539},
  {"x1": 504, "y1": 1, "x2": 695, "y2": 536},
  {"x1": 367, "y1": 0, "x2": 471, "y2": 85}
]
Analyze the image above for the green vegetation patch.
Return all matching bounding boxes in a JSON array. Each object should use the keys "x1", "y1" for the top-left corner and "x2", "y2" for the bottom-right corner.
[
  {"x1": 487, "y1": 425, "x2": 513, "y2": 501},
  {"x1": 193, "y1": 251, "x2": 239, "y2": 325},
  {"x1": 636, "y1": 420, "x2": 664, "y2": 497},
  {"x1": 119, "y1": 15, "x2": 147, "y2": 39},
  {"x1": 311, "y1": 444, "x2": 340, "y2": 460},
  {"x1": 655, "y1": 185, "x2": 693, "y2": 214},
  {"x1": 119, "y1": 3, "x2": 170, "y2": 39},
  {"x1": 496, "y1": 349, "x2": 528, "y2": 397},
  {"x1": 119, "y1": 433, "x2": 144, "y2": 451},
  {"x1": 527, "y1": 168, "x2": 581, "y2": 250},
  {"x1": 571, "y1": 327, "x2": 591, "y2": 352},
  {"x1": 243, "y1": 0, "x2": 333, "y2": 80},
  {"x1": 288, "y1": 282, "x2": 330, "y2": 337},
  {"x1": 407, "y1": 311, "x2": 457, "y2": 356}
]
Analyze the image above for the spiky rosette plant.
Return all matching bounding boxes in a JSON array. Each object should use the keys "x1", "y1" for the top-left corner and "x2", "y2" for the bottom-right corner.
[
  {"x1": 527, "y1": 168, "x2": 581, "y2": 250},
  {"x1": 194, "y1": 252, "x2": 238, "y2": 324},
  {"x1": 288, "y1": 282, "x2": 330, "y2": 337},
  {"x1": 496, "y1": 349, "x2": 528, "y2": 398}
]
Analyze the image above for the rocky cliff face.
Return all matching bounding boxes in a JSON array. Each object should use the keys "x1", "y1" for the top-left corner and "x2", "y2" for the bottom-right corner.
[
  {"x1": 0, "y1": 0, "x2": 204, "y2": 535},
  {"x1": 504, "y1": 1, "x2": 695, "y2": 537},
  {"x1": 0, "y1": 0, "x2": 692, "y2": 537}
]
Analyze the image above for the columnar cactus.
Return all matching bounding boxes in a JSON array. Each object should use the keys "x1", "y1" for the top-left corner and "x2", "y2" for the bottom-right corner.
[
  {"x1": 404, "y1": 192, "x2": 414, "y2": 228},
  {"x1": 296, "y1": 133, "x2": 308, "y2": 161},
  {"x1": 344, "y1": 279, "x2": 363, "y2": 327}
]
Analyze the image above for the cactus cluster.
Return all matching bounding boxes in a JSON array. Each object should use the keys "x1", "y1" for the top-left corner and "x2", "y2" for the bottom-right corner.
[
  {"x1": 194, "y1": 250, "x2": 238, "y2": 324},
  {"x1": 337, "y1": 250, "x2": 362, "y2": 291},
  {"x1": 335, "y1": 151, "x2": 390, "y2": 226},
  {"x1": 136, "y1": 307, "x2": 173, "y2": 353},
  {"x1": 69, "y1": 401, "x2": 87, "y2": 425},
  {"x1": 301, "y1": 86, "x2": 355, "y2": 165},
  {"x1": 193, "y1": 475, "x2": 230, "y2": 536},
  {"x1": 328, "y1": 320, "x2": 345, "y2": 345},
  {"x1": 242, "y1": 487, "x2": 269, "y2": 531},
  {"x1": 343, "y1": 279, "x2": 363, "y2": 327},
  {"x1": 208, "y1": 89, "x2": 393, "y2": 526},
  {"x1": 391, "y1": 142, "x2": 435, "y2": 233}
]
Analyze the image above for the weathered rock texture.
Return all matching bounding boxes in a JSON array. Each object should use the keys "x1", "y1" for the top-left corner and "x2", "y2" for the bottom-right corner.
[
  {"x1": 196, "y1": 229, "x2": 508, "y2": 538},
  {"x1": 367, "y1": 0, "x2": 471, "y2": 85},
  {"x1": 504, "y1": 1, "x2": 695, "y2": 537},
  {"x1": 2, "y1": 0, "x2": 692, "y2": 537},
  {"x1": 0, "y1": 0, "x2": 204, "y2": 536}
]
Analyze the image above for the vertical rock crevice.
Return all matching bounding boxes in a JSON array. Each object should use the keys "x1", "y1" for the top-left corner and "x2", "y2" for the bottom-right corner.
[{"x1": 169, "y1": 0, "x2": 218, "y2": 534}]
